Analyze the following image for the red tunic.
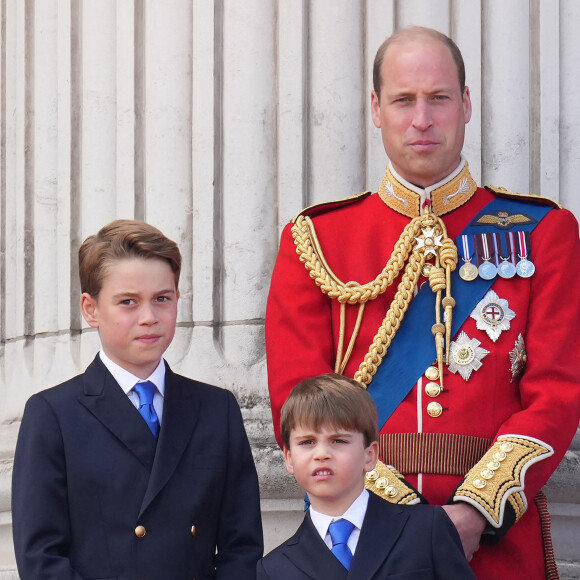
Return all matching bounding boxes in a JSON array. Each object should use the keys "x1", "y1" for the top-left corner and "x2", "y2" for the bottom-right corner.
[{"x1": 266, "y1": 166, "x2": 580, "y2": 579}]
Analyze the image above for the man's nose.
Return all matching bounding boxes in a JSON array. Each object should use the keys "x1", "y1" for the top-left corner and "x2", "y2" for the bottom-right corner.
[{"x1": 411, "y1": 99, "x2": 434, "y2": 131}]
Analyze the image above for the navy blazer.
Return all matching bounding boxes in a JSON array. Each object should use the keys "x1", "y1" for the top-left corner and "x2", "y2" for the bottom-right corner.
[
  {"x1": 12, "y1": 355, "x2": 263, "y2": 580},
  {"x1": 257, "y1": 491, "x2": 475, "y2": 579}
]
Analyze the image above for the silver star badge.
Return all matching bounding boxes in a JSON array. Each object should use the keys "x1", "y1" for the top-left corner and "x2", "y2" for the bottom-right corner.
[
  {"x1": 470, "y1": 290, "x2": 516, "y2": 342},
  {"x1": 449, "y1": 331, "x2": 490, "y2": 381},
  {"x1": 415, "y1": 227, "x2": 443, "y2": 256}
]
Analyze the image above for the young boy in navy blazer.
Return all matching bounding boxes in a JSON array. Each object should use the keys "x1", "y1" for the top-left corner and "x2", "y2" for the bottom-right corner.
[
  {"x1": 257, "y1": 374, "x2": 475, "y2": 579},
  {"x1": 12, "y1": 219, "x2": 263, "y2": 580}
]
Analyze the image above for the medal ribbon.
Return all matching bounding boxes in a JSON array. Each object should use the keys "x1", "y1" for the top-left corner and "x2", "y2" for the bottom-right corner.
[
  {"x1": 506, "y1": 232, "x2": 516, "y2": 266},
  {"x1": 460, "y1": 235, "x2": 474, "y2": 263},
  {"x1": 492, "y1": 233, "x2": 500, "y2": 266},
  {"x1": 517, "y1": 231, "x2": 532, "y2": 261}
]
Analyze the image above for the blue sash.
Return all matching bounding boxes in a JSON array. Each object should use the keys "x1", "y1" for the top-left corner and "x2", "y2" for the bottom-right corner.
[{"x1": 367, "y1": 198, "x2": 553, "y2": 429}]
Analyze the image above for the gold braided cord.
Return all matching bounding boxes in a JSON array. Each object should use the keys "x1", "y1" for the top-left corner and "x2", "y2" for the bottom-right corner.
[
  {"x1": 338, "y1": 303, "x2": 366, "y2": 374},
  {"x1": 354, "y1": 213, "x2": 458, "y2": 386},
  {"x1": 354, "y1": 248, "x2": 426, "y2": 385},
  {"x1": 292, "y1": 215, "x2": 427, "y2": 305},
  {"x1": 292, "y1": 209, "x2": 458, "y2": 387}
]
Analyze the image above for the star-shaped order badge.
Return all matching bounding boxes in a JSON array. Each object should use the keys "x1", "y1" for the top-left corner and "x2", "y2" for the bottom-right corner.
[
  {"x1": 415, "y1": 227, "x2": 443, "y2": 256},
  {"x1": 470, "y1": 289, "x2": 516, "y2": 342},
  {"x1": 509, "y1": 333, "x2": 527, "y2": 382},
  {"x1": 449, "y1": 331, "x2": 490, "y2": 381}
]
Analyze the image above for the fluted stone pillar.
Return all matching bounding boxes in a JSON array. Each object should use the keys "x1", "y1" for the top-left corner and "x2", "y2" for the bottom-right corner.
[{"x1": 1, "y1": 1, "x2": 579, "y2": 577}]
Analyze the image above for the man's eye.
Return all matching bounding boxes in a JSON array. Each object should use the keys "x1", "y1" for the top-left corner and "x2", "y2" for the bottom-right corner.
[
  {"x1": 121, "y1": 299, "x2": 135, "y2": 306},
  {"x1": 298, "y1": 440, "x2": 313, "y2": 446},
  {"x1": 334, "y1": 439, "x2": 348, "y2": 444},
  {"x1": 157, "y1": 296, "x2": 169, "y2": 303}
]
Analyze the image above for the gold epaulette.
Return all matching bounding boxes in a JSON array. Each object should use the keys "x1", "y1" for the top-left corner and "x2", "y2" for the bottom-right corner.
[
  {"x1": 453, "y1": 434, "x2": 553, "y2": 528},
  {"x1": 364, "y1": 459, "x2": 421, "y2": 505},
  {"x1": 485, "y1": 185, "x2": 562, "y2": 209},
  {"x1": 291, "y1": 191, "x2": 372, "y2": 223}
]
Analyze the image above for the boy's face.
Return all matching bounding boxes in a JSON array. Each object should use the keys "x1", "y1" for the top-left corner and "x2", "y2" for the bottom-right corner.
[
  {"x1": 284, "y1": 424, "x2": 378, "y2": 516},
  {"x1": 81, "y1": 257, "x2": 179, "y2": 379}
]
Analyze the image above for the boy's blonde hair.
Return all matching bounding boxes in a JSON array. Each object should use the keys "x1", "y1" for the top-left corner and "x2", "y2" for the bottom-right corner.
[
  {"x1": 280, "y1": 373, "x2": 379, "y2": 449},
  {"x1": 79, "y1": 219, "x2": 182, "y2": 297}
]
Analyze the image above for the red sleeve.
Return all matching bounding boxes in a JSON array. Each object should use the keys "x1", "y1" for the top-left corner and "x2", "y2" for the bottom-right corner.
[{"x1": 265, "y1": 222, "x2": 335, "y2": 446}]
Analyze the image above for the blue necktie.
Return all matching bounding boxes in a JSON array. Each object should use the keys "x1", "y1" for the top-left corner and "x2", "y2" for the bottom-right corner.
[
  {"x1": 134, "y1": 381, "x2": 160, "y2": 438},
  {"x1": 329, "y1": 519, "x2": 354, "y2": 570}
]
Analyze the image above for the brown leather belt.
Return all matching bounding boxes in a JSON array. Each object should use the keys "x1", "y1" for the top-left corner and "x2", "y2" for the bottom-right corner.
[{"x1": 379, "y1": 433, "x2": 493, "y2": 476}]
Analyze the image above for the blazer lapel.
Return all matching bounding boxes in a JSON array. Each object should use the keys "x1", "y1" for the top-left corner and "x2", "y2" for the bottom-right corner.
[
  {"x1": 139, "y1": 365, "x2": 201, "y2": 513},
  {"x1": 348, "y1": 492, "x2": 410, "y2": 579},
  {"x1": 282, "y1": 512, "x2": 349, "y2": 580},
  {"x1": 78, "y1": 356, "x2": 157, "y2": 470}
]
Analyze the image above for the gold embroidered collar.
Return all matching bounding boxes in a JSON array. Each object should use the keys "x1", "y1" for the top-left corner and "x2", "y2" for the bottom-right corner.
[{"x1": 377, "y1": 159, "x2": 478, "y2": 218}]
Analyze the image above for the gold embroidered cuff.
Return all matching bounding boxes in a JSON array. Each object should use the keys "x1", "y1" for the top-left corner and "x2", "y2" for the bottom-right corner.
[
  {"x1": 453, "y1": 435, "x2": 554, "y2": 528},
  {"x1": 365, "y1": 459, "x2": 421, "y2": 505}
]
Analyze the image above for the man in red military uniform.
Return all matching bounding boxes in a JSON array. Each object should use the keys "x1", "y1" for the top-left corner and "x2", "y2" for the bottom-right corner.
[{"x1": 266, "y1": 26, "x2": 580, "y2": 579}]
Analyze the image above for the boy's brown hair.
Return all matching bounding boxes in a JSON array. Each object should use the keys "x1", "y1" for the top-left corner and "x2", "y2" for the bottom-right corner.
[
  {"x1": 280, "y1": 373, "x2": 379, "y2": 449},
  {"x1": 79, "y1": 219, "x2": 182, "y2": 297}
]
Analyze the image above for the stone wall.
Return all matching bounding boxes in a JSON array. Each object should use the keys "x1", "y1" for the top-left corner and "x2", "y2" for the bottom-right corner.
[{"x1": 1, "y1": 1, "x2": 579, "y2": 576}]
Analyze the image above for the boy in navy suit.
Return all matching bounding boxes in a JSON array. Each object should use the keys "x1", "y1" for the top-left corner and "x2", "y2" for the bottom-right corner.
[
  {"x1": 12, "y1": 219, "x2": 263, "y2": 580},
  {"x1": 257, "y1": 374, "x2": 475, "y2": 579}
]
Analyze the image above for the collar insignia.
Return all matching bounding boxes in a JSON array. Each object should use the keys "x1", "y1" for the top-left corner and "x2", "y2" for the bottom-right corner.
[{"x1": 378, "y1": 162, "x2": 478, "y2": 218}]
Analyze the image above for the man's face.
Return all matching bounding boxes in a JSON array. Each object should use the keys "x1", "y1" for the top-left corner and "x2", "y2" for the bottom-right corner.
[
  {"x1": 81, "y1": 257, "x2": 179, "y2": 379},
  {"x1": 371, "y1": 38, "x2": 472, "y2": 188},
  {"x1": 284, "y1": 424, "x2": 378, "y2": 516}
]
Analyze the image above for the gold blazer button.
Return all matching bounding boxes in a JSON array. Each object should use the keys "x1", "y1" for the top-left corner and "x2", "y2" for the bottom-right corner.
[{"x1": 134, "y1": 525, "x2": 146, "y2": 538}]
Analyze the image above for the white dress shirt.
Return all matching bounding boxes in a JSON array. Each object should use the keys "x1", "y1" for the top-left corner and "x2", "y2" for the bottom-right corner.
[
  {"x1": 309, "y1": 488, "x2": 369, "y2": 555},
  {"x1": 99, "y1": 350, "x2": 166, "y2": 424}
]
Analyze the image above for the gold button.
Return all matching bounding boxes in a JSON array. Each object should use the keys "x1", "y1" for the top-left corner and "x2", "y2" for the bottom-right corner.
[
  {"x1": 422, "y1": 263, "x2": 433, "y2": 277},
  {"x1": 134, "y1": 525, "x2": 146, "y2": 538},
  {"x1": 426, "y1": 402, "x2": 443, "y2": 417},
  {"x1": 487, "y1": 461, "x2": 501, "y2": 471},
  {"x1": 365, "y1": 469, "x2": 379, "y2": 481},
  {"x1": 425, "y1": 366, "x2": 439, "y2": 381},
  {"x1": 500, "y1": 441, "x2": 514, "y2": 452},
  {"x1": 191, "y1": 525, "x2": 197, "y2": 536},
  {"x1": 385, "y1": 485, "x2": 399, "y2": 498},
  {"x1": 425, "y1": 382, "x2": 441, "y2": 398},
  {"x1": 473, "y1": 478, "x2": 486, "y2": 489},
  {"x1": 481, "y1": 469, "x2": 495, "y2": 480},
  {"x1": 493, "y1": 451, "x2": 507, "y2": 462},
  {"x1": 375, "y1": 477, "x2": 389, "y2": 489}
]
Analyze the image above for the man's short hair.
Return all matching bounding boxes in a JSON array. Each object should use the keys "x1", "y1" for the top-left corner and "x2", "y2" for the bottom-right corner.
[
  {"x1": 79, "y1": 219, "x2": 182, "y2": 297},
  {"x1": 373, "y1": 26, "x2": 466, "y2": 99},
  {"x1": 280, "y1": 373, "x2": 379, "y2": 449}
]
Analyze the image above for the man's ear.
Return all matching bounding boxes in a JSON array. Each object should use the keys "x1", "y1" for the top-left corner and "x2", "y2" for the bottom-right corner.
[
  {"x1": 283, "y1": 445, "x2": 295, "y2": 476},
  {"x1": 80, "y1": 293, "x2": 99, "y2": 328},
  {"x1": 364, "y1": 440, "x2": 379, "y2": 473},
  {"x1": 371, "y1": 90, "x2": 382, "y2": 129}
]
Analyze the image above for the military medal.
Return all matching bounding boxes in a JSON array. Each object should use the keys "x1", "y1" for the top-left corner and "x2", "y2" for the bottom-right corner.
[
  {"x1": 470, "y1": 289, "x2": 516, "y2": 342},
  {"x1": 476, "y1": 234, "x2": 497, "y2": 280},
  {"x1": 448, "y1": 331, "x2": 490, "y2": 381},
  {"x1": 509, "y1": 333, "x2": 527, "y2": 382},
  {"x1": 458, "y1": 235, "x2": 478, "y2": 281},
  {"x1": 515, "y1": 231, "x2": 535, "y2": 278},
  {"x1": 497, "y1": 232, "x2": 517, "y2": 279}
]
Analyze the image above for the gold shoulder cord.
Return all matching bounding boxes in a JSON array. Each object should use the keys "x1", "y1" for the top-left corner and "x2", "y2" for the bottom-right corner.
[{"x1": 291, "y1": 204, "x2": 458, "y2": 388}]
